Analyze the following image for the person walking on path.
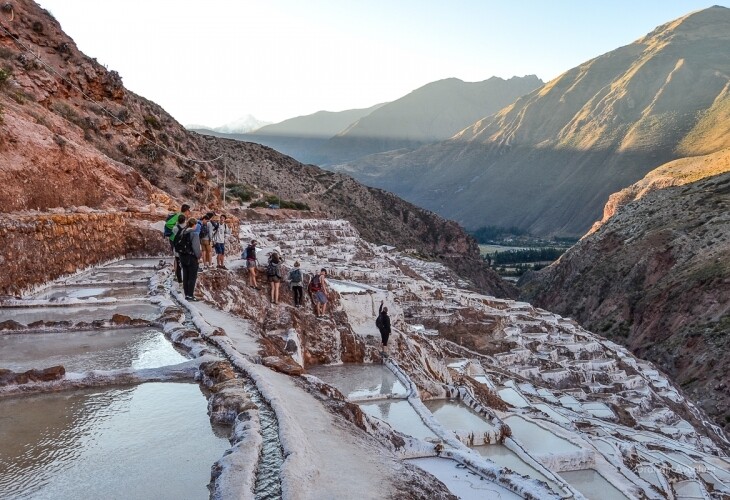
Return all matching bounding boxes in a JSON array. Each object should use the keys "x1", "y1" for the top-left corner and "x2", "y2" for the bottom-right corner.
[
  {"x1": 177, "y1": 217, "x2": 202, "y2": 301},
  {"x1": 171, "y1": 214, "x2": 187, "y2": 284},
  {"x1": 267, "y1": 252, "x2": 284, "y2": 304},
  {"x1": 288, "y1": 261, "x2": 304, "y2": 307},
  {"x1": 243, "y1": 239, "x2": 260, "y2": 289},
  {"x1": 376, "y1": 300, "x2": 391, "y2": 357},
  {"x1": 308, "y1": 268, "x2": 329, "y2": 317},
  {"x1": 211, "y1": 214, "x2": 230, "y2": 269}
]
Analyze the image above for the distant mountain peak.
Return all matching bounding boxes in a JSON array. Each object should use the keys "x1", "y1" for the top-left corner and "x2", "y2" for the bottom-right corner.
[{"x1": 186, "y1": 114, "x2": 272, "y2": 134}]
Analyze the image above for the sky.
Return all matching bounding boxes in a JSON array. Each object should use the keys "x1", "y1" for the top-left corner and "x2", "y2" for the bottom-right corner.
[{"x1": 37, "y1": 0, "x2": 730, "y2": 127}]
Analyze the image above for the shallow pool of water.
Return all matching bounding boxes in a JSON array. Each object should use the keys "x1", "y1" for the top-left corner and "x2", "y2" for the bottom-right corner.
[
  {"x1": 69, "y1": 268, "x2": 155, "y2": 282},
  {"x1": 0, "y1": 327, "x2": 187, "y2": 372},
  {"x1": 0, "y1": 383, "x2": 230, "y2": 499},
  {"x1": 474, "y1": 444, "x2": 564, "y2": 494},
  {"x1": 408, "y1": 457, "x2": 522, "y2": 499},
  {"x1": 358, "y1": 400, "x2": 437, "y2": 440},
  {"x1": 307, "y1": 364, "x2": 408, "y2": 400},
  {"x1": 503, "y1": 416, "x2": 580, "y2": 455},
  {"x1": 558, "y1": 469, "x2": 627, "y2": 500},
  {"x1": 533, "y1": 403, "x2": 571, "y2": 424},
  {"x1": 31, "y1": 284, "x2": 149, "y2": 301},
  {"x1": 498, "y1": 387, "x2": 531, "y2": 408},
  {"x1": 423, "y1": 399, "x2": 495, "y2": 435},
  {"x1": 0, "y1": 303, "x2": 160, "y2": 326}
]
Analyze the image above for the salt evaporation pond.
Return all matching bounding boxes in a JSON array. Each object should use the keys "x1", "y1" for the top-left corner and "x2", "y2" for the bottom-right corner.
[
  {"x1": 408, "y1": 457, "x2": 523, "y2": 500},
  {"x1": 503, "y1": 415, "x2": 580, "y2": 455},
  {"x1": 0, "y1": 383, "x2": 229, "y2": 499},
  {"x1": 558, "y1": 469, "x2": 628, "y2": 500},
  {"x1": 358, "y1": 400, "x2": 437, "y2": 440},
  {"x1": 423, "y1": 399, "x2": 495, "y2": 435},
  {"x1": 498, "y1": 387, "x2": 531, "y2": 408},
  {"x1": 0, "y1": 327, "x2": 187, "y2": 372},
  {"x1": 31, "y1": 284, "x2": 149, "y2": 301},
  {"x1": 69, "y1": 267, "x2": 156, "y2": 282},
  {"x1": 1, "y1": 302, "x2": 160, "y2": 326},
  {"x1": 307, "y1": 364, "x2": 408, "y2": 400},
  {"x1": 474, "y1": 444, "x2": 565, "y2": 494}
]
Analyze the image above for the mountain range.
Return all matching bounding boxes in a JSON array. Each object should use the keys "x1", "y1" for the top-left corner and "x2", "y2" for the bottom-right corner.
[
  {"x1": 187, "y1": 114, "x2": 272, "y2": 135},
  {"x1": 332, "y1": 6, "x2": 730, "y2": 237}
]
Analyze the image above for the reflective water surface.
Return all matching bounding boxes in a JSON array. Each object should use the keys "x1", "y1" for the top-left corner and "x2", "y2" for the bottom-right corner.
[
  {"x1": 558, "y1": 469, "x2": 628, "y2": 500},
  {"x1": 1, "y1": 303, "x2": 160, "y2": 326},
  {"x1": 308, "y1": 363, "x2": 408, "y2": 399},
  {"x1": 0, "y1": 327, "x2": 187, "y2": 372},
  {"x1": 358, "y1": 400, "x2": 437, "y2": 440},
  {"x1": 0, "y1": 383, "x2": 230, "y2": 500},
  {"x1": 423, "y1": 399, "x2": 496, "y2": 434}
]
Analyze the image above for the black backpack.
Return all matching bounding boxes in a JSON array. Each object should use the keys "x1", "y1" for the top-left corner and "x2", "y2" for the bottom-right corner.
[
  {"x1": 267, "y1": 261, "x2": 281, "y2": 278},
  {"x1": 199, "y1": 221, "x2": 209, "y2": 239},
  {"x1": 175, "y1": 230, "x2": 194, "y2": 256},
  {"x1": 376, "y1": 314, "x2": 384, "y2": 330},
  {"x1": 245, "y1": 245, "x2": 256, "y2": 260}
]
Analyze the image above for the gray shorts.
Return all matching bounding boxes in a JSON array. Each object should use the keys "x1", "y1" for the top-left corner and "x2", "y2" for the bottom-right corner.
[
  {"x1": 246, "y1": 259, "x2": 256, "y2": 269},
  {"x1": 314, "y1": 291, "x2": 327, "y2": 304}
]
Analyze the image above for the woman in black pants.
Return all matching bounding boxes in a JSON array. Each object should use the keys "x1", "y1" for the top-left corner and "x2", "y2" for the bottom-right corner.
[{"x1": 177, "y1": 218, "x2": 202, "y2": 301}]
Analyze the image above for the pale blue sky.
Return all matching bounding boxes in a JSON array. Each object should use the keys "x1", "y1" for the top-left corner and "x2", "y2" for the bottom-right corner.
[{"x1": 37, "y1": 0, "x2": 729, "y2": 126}]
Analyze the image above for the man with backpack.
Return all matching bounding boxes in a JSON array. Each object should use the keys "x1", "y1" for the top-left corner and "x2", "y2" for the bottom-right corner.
[
  {"x1": 164, "y1": 204, "x2": 191, "y2": 282},
  {"x1": 287, "y1": 261, "x2": 304, "y2": 307},
  {"x1": 376, "y1": 300, "x2": 391, "y2": 357},
  {"x1": 176, "y1": 217, "x2": 202, "y2": 301},
  {"x1": 170, "y1": 214, "x2": 188, "y2": 284},
  {"x1": 243, "y1": 240, "x2": 260, "y2": 289}
]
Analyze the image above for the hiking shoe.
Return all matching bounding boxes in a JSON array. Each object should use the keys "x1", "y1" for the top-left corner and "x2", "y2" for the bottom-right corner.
[
  {"x1": 187, "y1": 296, "x2": 199, "y2": 302},
  {"x1": 220, "y1": 265, "x2": 228, "y2": 270}
]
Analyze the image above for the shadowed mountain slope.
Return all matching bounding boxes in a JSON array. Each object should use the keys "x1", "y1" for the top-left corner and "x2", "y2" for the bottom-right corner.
[
  {"x1": 335, "y1": 6, "x2": 730, "y2": 237},
  {"x1": 520, "y1": 159, "x2": 730, "y2": 430}
]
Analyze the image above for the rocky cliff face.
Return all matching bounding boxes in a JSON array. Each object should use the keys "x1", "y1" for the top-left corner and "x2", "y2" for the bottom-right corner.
[
  {"x1": 336, "y1": 6, "x2": 730, "y2": 236},
  {"x1": 520, "y1": 171, "x2": 730, "y2": 430},
  {"x1": 1, "y1": 0, "x2": 509, "y2": 297}
]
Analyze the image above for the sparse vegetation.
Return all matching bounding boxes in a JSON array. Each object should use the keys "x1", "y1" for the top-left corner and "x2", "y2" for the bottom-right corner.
[
  {"x1": 0, "y1": 67, "x2": 11, "y2": 87},
  {"x1": 143, "y1": 114, "x2": 162, "y2": 130},
  {"x1": 250, "y1": 194, "x2": 310, "y2": 210},
  {"x1": 226, "y1": 183, "x2": 255, "y2": 203}
]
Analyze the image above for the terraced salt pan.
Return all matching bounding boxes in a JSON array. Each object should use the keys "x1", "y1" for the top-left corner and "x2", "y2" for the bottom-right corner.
[
  {"x1": 673, "y1": 480, "x2": 705, "y2": 499},
  {"x1": 533, "y1": 404, "x2": 571, "y2": 424},
  {"x1": 558, "y1": 469, "x2": 628, "y2": 500},
  {"x1": 0, "y1": 302, "x2": 160, "y2": 326},
  {"x1": 0, "y1": 327, "x2": 187, "y2": 372},
  {"x1": 0, "y1": 383, "x2": 229, "y2": 499},
  {"x1": 503, "y1": 416, "x2": 580, "y2": 455},
  {"x1": 474, "y1": 444, "x2": 565, "y2": 495},
  {"x1": 423, "y1": 399, "x2": 496, "y2": 437},
  {"x1": 31, "y1": 284, "x2": 149, "y2": 301},
  {"x1": 307, "y1": 364, "x2": 408, "y2": 400},
  {"x1": 358, "y1": 400, "x2": 437, "y2": 440},
  {"x1": 408, "y1": 457, "x2": 523, "y2": 500},
  {"x1": 498, "y1": 387, "x2": 531, "y2": 408},
  {"x1": 68, "y1": 267, "x2": 156, "y2": 282}
]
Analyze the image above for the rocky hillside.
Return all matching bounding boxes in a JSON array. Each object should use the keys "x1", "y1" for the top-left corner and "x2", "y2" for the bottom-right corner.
[
  {"x1": 317, "y1": 75, "x2": 543, "y2": 165},
  {"x1": 0, "y1": 0, "x2": 511, "y2": 297},
  {"x1": 520, "y1": 169, "x2": 730, "y2": 430},
  {"x1": 336, "y1": 6, "x2": 730, "y2": 237},
  {"x1": 195, "y1": 135, "x2": 516, "y2": 298}
]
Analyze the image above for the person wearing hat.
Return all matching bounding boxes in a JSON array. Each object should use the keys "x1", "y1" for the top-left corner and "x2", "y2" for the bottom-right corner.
[{"x1": 287, "y1": 261, "x2": 304, "y2": 307}]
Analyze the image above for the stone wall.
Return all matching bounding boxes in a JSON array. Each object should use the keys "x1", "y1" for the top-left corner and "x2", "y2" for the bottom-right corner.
[{"x1": 3, "y1": 210, "x2": 168, "y2": 296}]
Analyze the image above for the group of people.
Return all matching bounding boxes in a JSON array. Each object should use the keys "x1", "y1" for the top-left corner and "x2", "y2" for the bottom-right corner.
[
  {"x1": 163, "y1": 203, "x2": 392, "y2": 354},
  {"x1": 241, "y1": 239, "x2": 331, "y2": 317},
  {"x1": 164, "y1": 204, "x2": 231, "y2": 301}
]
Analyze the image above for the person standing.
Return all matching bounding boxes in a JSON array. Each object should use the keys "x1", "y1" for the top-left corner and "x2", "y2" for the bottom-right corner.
[
  {"x1": 244, "y1": 239, "x2": 260, "y2": 289},
  {"x1": 211, "y1": 214, "x2": 230, "y2": 269},
  {"x1": 267, "y1": 252, "x2": 284, "y2": 304},
  {"x1": 177, "y1": 218, "x2": 202, "y2": 301},
  {"x1": 308, "y1": 268, "x2": 329, "y2": 317},
  {"x1": 376, "y1": 300, "x2": 391, "y2": 357},
  {"x1": 171, "y1": 214, "x2": 187, "y2": 284},
  {"x1": 165, "y1": 204, "x2": 191, "y2": 282},
  {"x1": 288, "y1": 261, "x2": 304, "y2": 307},
  {"x1": 199, "y1": 212, "x2": 214, "y2": 271}
]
